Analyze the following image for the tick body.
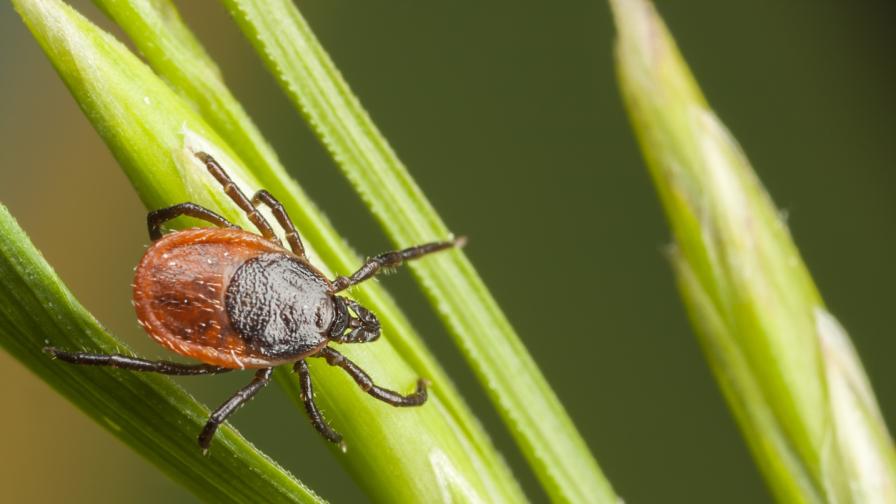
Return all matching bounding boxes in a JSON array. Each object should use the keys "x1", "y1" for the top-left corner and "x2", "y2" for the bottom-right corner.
[
  {"x1": 134, "y1": 228, "x2": 332, "y2": 368},
  {"x1": 47, "y1": 151, "x2": 462, "y2": 451}
]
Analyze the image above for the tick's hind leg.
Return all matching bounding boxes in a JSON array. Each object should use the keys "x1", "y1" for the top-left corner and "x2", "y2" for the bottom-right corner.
[
  {"x1": 294, "y1": 360, "x2": 345, "y2": 449},
  {"x1": 331, "y1": 237, "x2": 466, "y2": 292},
  {"x1": 45, "y1": 347, "x2": 233, "y2": 375},
  {"x1": 194, "y1": 151, "x2": 279, "y2": 243},
  {"x1": 147, "y1": 202, "x2": 236, "y2": 241},
  {"x1": 314, "y1": 347, "x2": 427, "y2": 406},
  {"x1": 198, "y1": 367, "x2": 273, "y2": 453}
]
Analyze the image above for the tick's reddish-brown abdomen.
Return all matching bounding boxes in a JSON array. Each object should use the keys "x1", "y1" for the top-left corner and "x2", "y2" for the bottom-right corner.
[{"x1": 133, "y1": 227, "x2": 291, "y2": 368}]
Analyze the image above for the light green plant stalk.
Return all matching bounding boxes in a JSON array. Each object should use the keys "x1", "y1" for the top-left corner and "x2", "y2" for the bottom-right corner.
[
  {"x1": 83, "y1": 2, "x2": 523, "y2": 502},
  {"x1": 219, "y1": 1, "x2": 616, "y2": 502},
  {"x1": 610, "y1": 0, "x2": 896, "y2": 502},
  {"x1": 0, "y1": 203, "x2": 322, "y2": 504},
  {"x1": 12, "y1": 0, "x2": 525, "y2": 502}
]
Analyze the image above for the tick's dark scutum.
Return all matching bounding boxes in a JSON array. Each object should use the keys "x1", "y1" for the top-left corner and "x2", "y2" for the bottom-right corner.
[{"x1": 225, "y1": 252, "x2": 333, "y2": 358}]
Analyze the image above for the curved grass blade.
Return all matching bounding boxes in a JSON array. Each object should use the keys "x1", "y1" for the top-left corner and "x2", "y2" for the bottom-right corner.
[
  {"x1": 12, "y1": 0, "x2": 524, "y2": 501},
  {"x1": 86, "y1": 2, "x2": 524, "y2": 501},
  {"x1": 0, "y1": 203, "x2": 323, "y2": 504},
  {"x1": 219, "y1": 1, "x2": 616, "y2": 502},
  {"x1": 610, "y1": 0, "x2": 896, "y2": 501}
]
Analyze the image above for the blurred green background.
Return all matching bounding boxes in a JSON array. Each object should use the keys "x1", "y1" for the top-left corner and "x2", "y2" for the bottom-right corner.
[{"x1": 1, "y1": 1, "x2": 893, "y2": 502}]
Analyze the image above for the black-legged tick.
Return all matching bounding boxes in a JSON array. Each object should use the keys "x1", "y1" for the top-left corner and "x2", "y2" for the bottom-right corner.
[{"x1": 46, "y1": 151, "x2": 463, "y2": 452}]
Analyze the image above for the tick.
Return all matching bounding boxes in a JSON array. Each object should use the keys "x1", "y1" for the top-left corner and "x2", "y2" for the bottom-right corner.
[{"x1": 45, "y1": 151, "x2": 463, "y2": 452}]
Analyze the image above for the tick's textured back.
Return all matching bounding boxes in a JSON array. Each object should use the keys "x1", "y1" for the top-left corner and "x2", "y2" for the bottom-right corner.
[{"x1": 226, "y1": 252, "x2": 333, "y2": 359}]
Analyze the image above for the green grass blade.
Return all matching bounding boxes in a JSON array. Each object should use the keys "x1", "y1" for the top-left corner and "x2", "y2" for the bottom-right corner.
[
  {"x1": 84, "y1": 3, "x2": 523, "y2": 501},
  {"x1": 0, "y1": 203, "x2": 322, "y2": 504},
  {"x1": 218, "y1": 1, "x2": 615, "y2": 502},
  {"x1": 12, "y1": 0, "x2": 524, "y2": 501},
  {"x1": 610, "y1": 0, "x2": 896, "y2": 501}
]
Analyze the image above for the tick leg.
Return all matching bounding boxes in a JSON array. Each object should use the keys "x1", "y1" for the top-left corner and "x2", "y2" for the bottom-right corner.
[
  {"x1": 44, "y1": 347, "x2": 233, "y2": 375},
  {"x1": 251, "y1": 189, "x2": 306, "y2": 258},
  {"x1": 331, "y1": 237, "x2": 466, "y2": 292},
  {"x1": 198, "y1": 367, "x2": 273, "y2": 453},
  {"x1": 314, "y1": 347, "x2": 427, "y2": 407},
  {"x1": 293, "y1": 360, "x2": 344, "y2": 448},
  {"x1": 147, "y1": 202, "x2": 236, "y2": 241},
  {"x1": 194, "y1": 151, "x2": 279, "y2": 243}
]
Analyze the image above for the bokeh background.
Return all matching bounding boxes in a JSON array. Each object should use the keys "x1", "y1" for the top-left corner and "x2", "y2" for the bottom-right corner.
[{"x1": 1, "y1": 1, "x2": 894, "y2": 502}]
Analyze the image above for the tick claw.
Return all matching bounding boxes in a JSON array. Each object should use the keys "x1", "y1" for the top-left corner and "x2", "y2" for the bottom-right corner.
[
  {"x1": 43, "y1": 346, "x2": 62, "y2": 359},
  {"x1": 415, "y1": 379, "x2": 430, "y2": 398}
]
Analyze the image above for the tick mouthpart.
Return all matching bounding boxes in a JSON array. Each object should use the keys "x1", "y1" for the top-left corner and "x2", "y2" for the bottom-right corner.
[
  {"x1": 342, "y1": 323, "x2": 381, "y2": 344},
  {"x1": 338, "y1": 310, "x2": 381, "y2": 343},
  {"x1": 329, "y1": 296, "x2": 381, "y2": 343}
]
